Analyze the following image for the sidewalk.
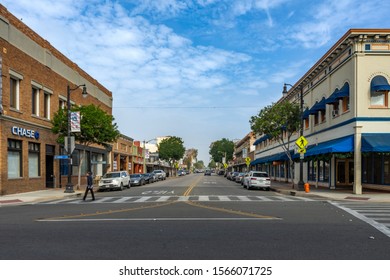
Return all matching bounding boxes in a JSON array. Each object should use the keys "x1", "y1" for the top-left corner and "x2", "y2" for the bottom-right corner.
[
  {"x1": 1, "y1": 180, "x2": 390, "y2": 207},
  {"x1": 0, "y1": 188, "x2": 83, "y2": 206},
  {"x1": 270, "y1": 181, "x2": 390, "y2": 203}
]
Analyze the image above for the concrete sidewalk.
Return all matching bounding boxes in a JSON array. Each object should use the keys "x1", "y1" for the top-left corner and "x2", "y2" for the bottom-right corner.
[
  {"x1": 0, "y1": 188, "x2": 83, "y2": 206},
  {"x1": 1, "y1": 180, "x2": 390, "y2": 206},
  {"x1": 270, "y1": 181, "x2": 390, "y2": 203}
]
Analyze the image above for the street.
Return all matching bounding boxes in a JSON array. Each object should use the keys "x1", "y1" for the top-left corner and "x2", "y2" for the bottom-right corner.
[{"x1": 1, "y1": 173, "x2": 389, "y2": 260}]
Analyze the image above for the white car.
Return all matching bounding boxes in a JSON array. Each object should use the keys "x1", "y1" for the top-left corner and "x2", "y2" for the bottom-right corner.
[
  {"x1": 98, "y1": 171, "x2": 130, "y2": 191},
  {"x1": 152, "y1": 170, "x2": 166, "y2": 180},
  {"x1": 243, "y1": 171, "x2": 271, "y2": 191}
]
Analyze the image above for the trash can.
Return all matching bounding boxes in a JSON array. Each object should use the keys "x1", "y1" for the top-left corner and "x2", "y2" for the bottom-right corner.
[{"x1": 304, "y1": 183, "x2": 310, "y2": 193}]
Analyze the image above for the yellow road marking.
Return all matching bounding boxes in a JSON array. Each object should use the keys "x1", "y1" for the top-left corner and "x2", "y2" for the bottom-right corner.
[
  {"x1": 185, "y1": 200, "x2": 280, "y2": 219},
  {"x1": 38, "y1": 201, "x2": 177, "y2": 221},
  {"x1": 183, "y1": 175, "x2": 203, "y2": 196}
]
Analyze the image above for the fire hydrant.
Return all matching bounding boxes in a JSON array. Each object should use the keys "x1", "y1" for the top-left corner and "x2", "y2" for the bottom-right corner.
[{"x1": 304, "y1": 183, "x2": 310, "y2": 193}]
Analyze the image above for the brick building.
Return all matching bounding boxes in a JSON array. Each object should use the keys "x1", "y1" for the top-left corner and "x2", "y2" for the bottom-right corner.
[{"x1": 0, "y1": 5, "x2": 113, "y2": 195}]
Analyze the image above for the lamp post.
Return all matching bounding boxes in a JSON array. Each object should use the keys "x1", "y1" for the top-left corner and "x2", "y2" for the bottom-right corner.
[
  {"x1": 283, "y1": 83, "x2": 304, "y2": 191},
  {"x1": 64, "y1": 84, "x2": 87, "y2": 193},
  {"x1": 143, "y1": 138, "x2": 156, "y2": 174}
]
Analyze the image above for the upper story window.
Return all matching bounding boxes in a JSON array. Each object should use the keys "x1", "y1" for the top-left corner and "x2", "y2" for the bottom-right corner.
[
  {"x1": 43, "y1": 91, "x2": 51, "y2": 119},
  {"x1": 370, "y1": 75, "x2": 390, "y2": 107},
  {"x1": 32, "y1": 87, "x2": 40, "y2": 116},
  {"x1": 10, "y1": 76, "x2": 21, "y2": 110}
]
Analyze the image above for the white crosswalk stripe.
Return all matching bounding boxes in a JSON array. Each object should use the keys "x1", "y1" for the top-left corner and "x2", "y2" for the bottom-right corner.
[
  {"x1": 41, "y1": 195, "x2": 316, "y2": 204},
  {"x1": 330, "y1": 202, "x2": 390, "y2": 238}
]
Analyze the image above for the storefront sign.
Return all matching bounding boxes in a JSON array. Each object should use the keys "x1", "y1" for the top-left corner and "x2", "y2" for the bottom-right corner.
[{"x1": 11, "y1": 126, "x2": 40, "y2": 139}]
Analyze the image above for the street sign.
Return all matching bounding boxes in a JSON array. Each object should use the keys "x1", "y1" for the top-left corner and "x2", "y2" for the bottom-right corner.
[
  {"x1": 64, "y1": 136, "x2": 75, "y2": 154},
  {"x1": 245, "y1": 157, "x2": 251, "y2": 166},
  {"x1": 223, "y1": 163, "x2": 228, "y2": 169},
  {"x1": 297, "y1": 147, "x2": 306, "y2": 154},
  {"x1": 295, "y1": 136, "x2": 308, "y2": 148},
  {"x1": 54, "y1": 155, "x2": 69, "y2": 160}
]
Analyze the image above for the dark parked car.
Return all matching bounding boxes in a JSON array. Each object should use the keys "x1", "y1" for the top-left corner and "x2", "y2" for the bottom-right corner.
[
  {"x1": 142, "y1": 173, "x2": 155, "y2": 184},
  {"x1": 130, "y1": 174, "x2": 145, "y2": 186},
  {"x1": 204, "y1": 169, "x2": 212, "y2": 176}
]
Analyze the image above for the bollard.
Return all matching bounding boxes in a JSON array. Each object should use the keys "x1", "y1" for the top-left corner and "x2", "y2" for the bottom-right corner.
[{"x1": 304, "y1": 183, "x2": 310, "y2": 193}]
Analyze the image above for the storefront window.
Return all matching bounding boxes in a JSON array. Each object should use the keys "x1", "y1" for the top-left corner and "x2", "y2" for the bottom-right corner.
[
  {"x1": 384, "y1": 155, "x2": 390, "y2": 184},
  {"x1": 8, "y1": 139, "x2": 22, "y2": 178},
  {"x1": 28, "y1": 142, "x2": 40, "y2": 177}
]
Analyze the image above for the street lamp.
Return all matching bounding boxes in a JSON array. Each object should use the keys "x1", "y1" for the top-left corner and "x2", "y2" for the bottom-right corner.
[
  {"x1": 283, "y1": 83, "x2": 304, "y2": 191},
  {"x1": 143, "y1": 138, "x2": 156, "y2": 174},
  {"x1": 64, "y1": 84, "x2": 87, "y2": 193}
]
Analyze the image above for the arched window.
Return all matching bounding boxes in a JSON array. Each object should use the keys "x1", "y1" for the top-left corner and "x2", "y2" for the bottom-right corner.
[{"x1": 370, "y1": 75, "x2": 390, "y2": 107}]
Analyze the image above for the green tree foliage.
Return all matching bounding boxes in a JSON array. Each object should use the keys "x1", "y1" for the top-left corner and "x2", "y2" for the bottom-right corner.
[
  {"x1": 158, "y1": 136, "x2": 186, "y2": 166},
  {"x1": 250, "y1": 100, "x2": 301, "y2": 183},
  {"x1": 51, "y1": 104, "x2": 120, "y2": 188},
  {"x1": 51, "y1": 104, "x2": 120, "y2": 147},
  {"x1": 208, "y1": 159, "x2": 216, "y2": 169},
  {"x1": 209, "y1": 138, "x2": 234, "y2": 163},
  {"x1": 194, "y1": 160, "x2": 205, "y2": 170}
]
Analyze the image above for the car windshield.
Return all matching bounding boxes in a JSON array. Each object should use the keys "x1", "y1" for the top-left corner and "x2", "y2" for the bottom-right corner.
[
  {"x1": 252, "y1": 173, "x2": 268, "y2": 178},
  {"x1": 103, "y1": 173, "x2": 120, "y2": 178},
  {"x1": 130, "y1": 174, "x2": 141, "y2": 178}
]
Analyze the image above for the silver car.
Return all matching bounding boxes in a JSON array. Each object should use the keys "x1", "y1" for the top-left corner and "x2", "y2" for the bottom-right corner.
[
  {"x1": 243, "y1": 171, "x2": 271, "y2": 191},
  {"x1": 98, "y1": 171, "x2": 130, "y2": 191}
]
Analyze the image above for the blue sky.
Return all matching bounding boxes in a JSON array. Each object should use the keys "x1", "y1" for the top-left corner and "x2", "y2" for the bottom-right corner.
[{"x1": 4, "y1": 0, "x2": 390, "y2": 163}]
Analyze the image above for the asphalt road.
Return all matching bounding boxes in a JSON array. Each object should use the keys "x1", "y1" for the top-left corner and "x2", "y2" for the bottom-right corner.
[{"x1": 1, "y1": 173, "x2": 390, "y2": 260}]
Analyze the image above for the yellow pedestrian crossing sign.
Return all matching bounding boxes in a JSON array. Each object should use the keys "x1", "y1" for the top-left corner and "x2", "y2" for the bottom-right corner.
[
  {"x1": 245, "y1": 157, "x2": 251, "y2": 166},
  {"x1": 297, "y1": 147, "x2": 306, "y2": 154},
  {"x1": 295, "y1": 136, "x2": 308, "y2": 148},
  {"x1": 223, "y1": 163, "x2": 228, "y2": 169}
]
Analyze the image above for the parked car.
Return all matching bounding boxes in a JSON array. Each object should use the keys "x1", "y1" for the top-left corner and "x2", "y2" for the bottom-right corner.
[
  {"x1": 98, "y1": 171, "x2": 130, "y2": 191},
  {"x1": 152, "y1": 170, "x2": 166, "y2": 180},
  {"x1": 130, "y1": 174, "x2": 145, "y2": 186},
  {"x1": 235, "y1": 172, "x2": 245, "y2": 183},
  {"x1": 204, "y1": 169, "x2": 212, "y2": 176},
  {"x1": 142, "y1": 173, "x2": 155, "y2": 184},
  {"x1": 243, "y1": 171, "x2": 271, "y2": 190},
  {"x1": 230, "y1": 171, "x2": 240, "y2": 181},
  {"x1": 178, "y1": 170, "x2": 185, "y2": 176},
  {"x1": 218, "y1": 170, "x2": 225, "y2": 176}
]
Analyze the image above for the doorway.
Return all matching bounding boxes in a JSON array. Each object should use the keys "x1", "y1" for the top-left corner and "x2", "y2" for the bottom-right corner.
[
  {"x1": 336, "y1": 159, "x2": 354, "y2": 186},
  {"x1": 45, "y1": 145, "x2": 55, "y2": 188}
]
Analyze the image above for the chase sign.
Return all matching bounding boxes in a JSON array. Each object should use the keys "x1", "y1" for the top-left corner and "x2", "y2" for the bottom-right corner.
[{"x1": 11, "y1": 126, "x2": 40, "y2": 139}]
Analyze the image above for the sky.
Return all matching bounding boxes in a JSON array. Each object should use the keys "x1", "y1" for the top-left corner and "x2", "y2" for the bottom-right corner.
[{"x1": 3, "y1": 0, "x2": 390, "y2": 163}]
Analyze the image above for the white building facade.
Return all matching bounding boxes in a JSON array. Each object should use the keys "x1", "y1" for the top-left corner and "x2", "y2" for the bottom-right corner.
[{"x1": 252, "y1": 29, "x2": 390, "y2": 194}]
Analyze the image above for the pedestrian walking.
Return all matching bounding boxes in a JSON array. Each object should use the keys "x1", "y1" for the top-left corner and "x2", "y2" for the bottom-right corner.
[{"x1": 83, "y1": 171, "x2": 95, "y2": 201}]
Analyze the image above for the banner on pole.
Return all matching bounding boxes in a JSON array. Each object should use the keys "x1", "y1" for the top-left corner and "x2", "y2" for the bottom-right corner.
[{"x1": 70, "y1": 111, "x2": 81, "y2": 132}]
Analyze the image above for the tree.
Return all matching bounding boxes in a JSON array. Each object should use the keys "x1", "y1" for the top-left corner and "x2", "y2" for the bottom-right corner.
[
  {"x1": 209, "y1": 138, "x2": 234, "y2": 163},
  {"x1": 194, "y1": 160, "x2": 205, "y2": 170},
  {"x1": 208, "y1": 159, "x2": 216, "y2": 169},
  {"x1": 250, "y1": 100, "x2": 301, "y2": 184},
  {"x1": 183, "y1": 148, "x2": 198, "y2": 170},
  {"x1": 52, "y1": 104, "x2": 120, "y2": 188},
  {"x1": 158, "y1": 136, "x2": 186, "y2": 170}
]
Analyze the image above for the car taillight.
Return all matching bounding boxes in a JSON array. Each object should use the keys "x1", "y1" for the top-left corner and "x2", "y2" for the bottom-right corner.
[
  {"x1": 266, "y1": 178, "x2": 270, "y2": 181},
  {"x1": 251, "y1": 178, "x2": 257, "y2": 180}
]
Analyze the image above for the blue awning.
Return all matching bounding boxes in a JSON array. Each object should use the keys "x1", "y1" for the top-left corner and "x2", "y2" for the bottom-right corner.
[
  {"x1": 371, "y1": 75, "x2": 390, "y2": 92},
  {"x1": 325, "y1": 89, "x2": 339, "y2": 104},
  {"x1": 361, "y1": 133, "x2": 390, "y2": 152},
  {"x1": 253, "y1": 134, "x2": 270, "y2": 146},
  {"x1": 309, "y1": 97, "x2": 327, "y2": 115},
  {"x1": 251, "y1": 151, "x2": 294, "y2": 165},
  {"x1": 303, "y1": 135, "x2": 354, "y2": 157},
  {"x1": 336, "y1": 83, "x2": 349, "y2": 98},
  {"x1": 302, "y1": 108, "x2": 310, "y2": 119},
  {"x1": 326, "y1": 83, "x2": 350, "y2": 104}
]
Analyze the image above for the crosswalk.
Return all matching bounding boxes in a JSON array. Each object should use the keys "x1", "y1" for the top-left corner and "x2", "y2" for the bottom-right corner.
[
  {"x1": 42, "y1": 195, "x2": 316, "y2": 204},
  {"x1": 331, "y1": 202, "x2": 390, "y2": 238}
]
